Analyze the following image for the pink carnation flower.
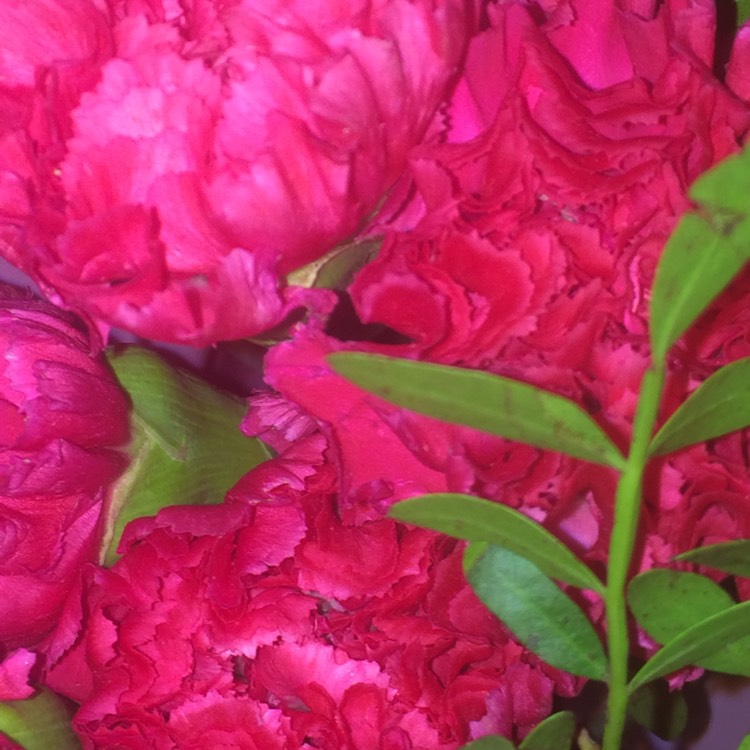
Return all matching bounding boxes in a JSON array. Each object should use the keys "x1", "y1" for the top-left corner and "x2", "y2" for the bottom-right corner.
[
  {"x1": 43, "y1": 401, "x2": 577, "y2": 748},
  {"x1": 1, "y1": 0, "x2": 476, "y2": 345}
]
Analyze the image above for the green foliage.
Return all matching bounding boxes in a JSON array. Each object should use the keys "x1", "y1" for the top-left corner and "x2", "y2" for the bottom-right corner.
[
  {"x1": 628, "y1": 600, "x2": 750, "y2": 693},
  {"x1": 738, "y1": 0, "x2": 750, "y2": 26},
  {"x1": 104, "y1": 347, "x2": 272, "y2": 563},
  {"x1": 689, "y1": 143, "x2": 750, "y2": 215},
  {"x1": 649, "y1": 147, "x2": 750, "y2": 360},
  {"x1": 460, "y1": 737, "x2": 516, "y2": 750},
  {"x1": 738, "y1": 733, "x2": 750, "y2": 750},
  {"x1": 463, "y1": 540, "x2": 489, "y2": 572},
  {"x1": 674, "y1": 539, "x2": 750, "y2": 577},
  {"x1": 649, "y1": 358, "x2": 750, "y2": 455},
  {"x1": 0, "y1": 689, "x2": 81, "y2": 750},
  {"x1": 519, "y1": 711, "x2": 576, "y2": 750},
  {"x1": 287, "y1": 237, "x2": 381, "y2": 290},
  {"x1": 628, "y1": 569, "x2": 735, "y2": 639},
  {"x1": 389, "y1": 494, "x2": 604, "y2": 593},
  {"x1": 629, "y1": 569, "x2": 750, "y2": 676},
  {"x1": 328, "y1": 353, "x2": 625, "y2": 469},
  {"x1": 466, "y1": 545, "x2": 608, "y2": 680},
  {"x1": 628, "y1": 683, "x2": 687, "y2": 741}
]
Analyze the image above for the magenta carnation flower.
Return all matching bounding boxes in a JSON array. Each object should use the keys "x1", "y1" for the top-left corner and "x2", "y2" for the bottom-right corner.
[
  {"x1": 0, "y1": 0, "x2": 476, "y2": 346},
  {"x1": 42, "y1": 399, "x2": 577, "y2": 748},
  {"x1": 0, "y1": 286, "x2": 129, "y2": 653}
]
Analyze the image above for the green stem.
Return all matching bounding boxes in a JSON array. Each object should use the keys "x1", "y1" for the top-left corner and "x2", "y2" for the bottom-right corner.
[{"x1": 601, "y1": 364, "x2": 665, "y2": 750}]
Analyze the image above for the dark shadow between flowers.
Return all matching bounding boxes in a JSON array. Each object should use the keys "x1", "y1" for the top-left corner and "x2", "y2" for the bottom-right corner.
[
  {"x1": 324, "y1": 291, "x2": 414, "y2": 345},
  {"x1": 204, "y1": 339, "x2": 268, "y2": 397},
  {"x1": 714, "y1": 0, "x2": 738, "y2": 80},
  {"x1": 199, "y1": 291, "x2": 413, "y2": 398}
]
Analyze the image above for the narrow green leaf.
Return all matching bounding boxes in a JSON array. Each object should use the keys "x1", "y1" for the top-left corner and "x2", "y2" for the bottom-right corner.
[
  {"x1": 460, "y1": 737, "x2": 516, "y2": 750},
  {"x1": 389, "y1": 494, "x2": 604, "y2": 594},
  {"x1": 519, "y1": 711, "x2": 576, "y2": 750},
  {"x1": 463, "y1": 541, "x2": 489, "y2": 575},
  {"x1": 649, "y1": 358, "x2": 750, "y2": 455},
  {"x1": 466, "y1": 545, "x2": 608, "y2": 681},
  {"x1": 650, "y1": 214, "x2": 750, "y2": 360},
  {"x1": 629, "y1": 569, "x2": 750, "y2": 677},
  {"x1": 629, "y1": 600, "x2": 750, "y2": 693},
  {"x1": 628, "y1": 683, "x2": 687, "y2": 740},
  {"x1": 628, "y1": 569, "x2": 734, "y2": 641},
  {"x1": 104, "y1": 347, "x2": 272, "y2": 563},
  {"x1": 674, "y1": 540, "x2": 750, "y2": 577},
  {"x1": 689, "y1": 144, "x2": 750, "y2": 215},
  {"x1": 650, "y1": 145, "x2": 750, "y2": 360},
  {"x1": 0, "y1": 689, "x2": 81, "y2": 750},
  {"x1": 328, "y1": 353, "x2": 625, "y2": 469}
]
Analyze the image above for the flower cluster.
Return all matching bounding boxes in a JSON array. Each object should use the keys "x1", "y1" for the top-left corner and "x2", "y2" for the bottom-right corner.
[
  {"x1": 263, "y1": 0, "x2": 750, "y2": 573},
  {"x1": 0, "y1": 0, "x2": 750, "y2": 747},
  {"x1": 42, "y1": 399, "x2": 577, "y2": 748}
]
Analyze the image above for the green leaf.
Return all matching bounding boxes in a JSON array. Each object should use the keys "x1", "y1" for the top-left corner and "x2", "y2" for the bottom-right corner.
[
  {"x1": 0, "y1": 689, "x2": 81, "y2": 750},
  {"x1": 628, "y1": 683, "x2": 687, "y2": 740},
  {"x1": 104, "y1": 347, "x2": 272, "y2": 564},
  {"x1": 629, "y1": 600, "x2": 750, "y2": 693},
  {"x1": 649, "y1": 358, "x2": 750, "y2": 455},
  {"x1": 463, "y1": 541, "x2": 489, "y2": 574},
  {"x1": 460, "y1": 737, "x2": 516, "y2": 750},
  {"x1": 629, "y1": 568, "x2": 750, "y2": 677},
  {"x1": 650, "y1": 145, "x2": 750, "y2": 360},
  {"x1": 287, "y1": 238, "x2": 381, "y2": 290},
  {"x1": 628, "y1": 569, "x2": 734, "y2": 641},
  {"x1": 738, "y1": 733, "x2": 750, "y2": 750},
  {"x1": 466, "y1": 545, "x2": 608, "y2": 680},
  {"x1": 690, "y1": 144, "x2": 750, "y2": 216},
  {"x1": 739, "y1": 0, "x2": 750, "y2": 25},
  {"x1": 519, "y1": 711, "x2": 576, "y2": 750},
  {"x1": 328, "y1": 353, "x2": 625, "y2": 469},
  {"x1": 674, "y1": 540, "x2": 750, "y2": 577},
  {"x1": 389, "y1": 494, "x2": 604, "y2": 594}
]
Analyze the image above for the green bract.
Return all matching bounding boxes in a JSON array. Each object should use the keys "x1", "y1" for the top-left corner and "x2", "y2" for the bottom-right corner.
[
  {"x1": 103, "y1": 348, "x2": 272, "y2": 564},
  {"x1": 0, "y1": 690, "x2": 81, "y2": 750}
]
